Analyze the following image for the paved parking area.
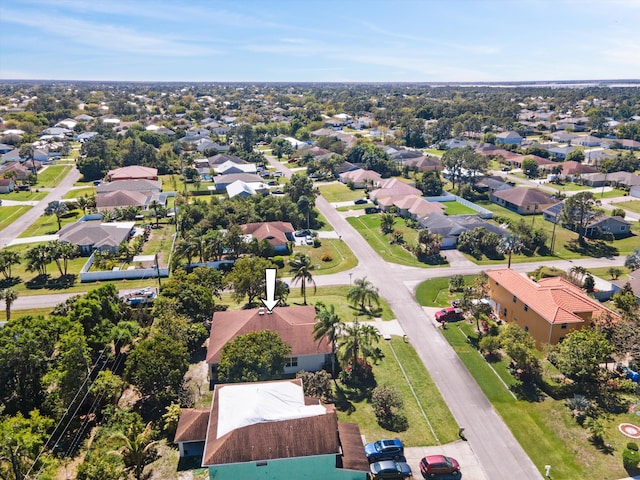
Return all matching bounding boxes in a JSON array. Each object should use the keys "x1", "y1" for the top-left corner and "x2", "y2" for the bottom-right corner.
[{"x1": 404, "y1": 441, "x2": 489, "y2": 480}]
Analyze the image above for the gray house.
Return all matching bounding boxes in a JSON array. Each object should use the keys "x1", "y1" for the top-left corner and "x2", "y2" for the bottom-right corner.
[
  {"x1": 58, "y1": 221, "x2": 134, "y2": 254},
  {"x1": 418, "y1": 213, "x2": 507, "y2": 249}
]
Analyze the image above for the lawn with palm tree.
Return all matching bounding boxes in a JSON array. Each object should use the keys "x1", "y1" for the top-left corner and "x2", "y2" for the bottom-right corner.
[{"x1": 289, "y1": 252, "x2": 316, "y2": 305}]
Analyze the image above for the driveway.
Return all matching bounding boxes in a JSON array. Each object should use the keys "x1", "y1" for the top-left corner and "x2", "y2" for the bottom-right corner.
[{"x1": 404, "y1": 442, "x2": 489, "y2": 480}]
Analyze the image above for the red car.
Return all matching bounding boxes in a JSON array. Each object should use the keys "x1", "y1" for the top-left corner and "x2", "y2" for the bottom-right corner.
[
  {"x1": 434, "y1": 307, "x2": 463, "y2": 322},
  {"x1": 420, "y1": 455, "x2": 460, "y2": 477}
]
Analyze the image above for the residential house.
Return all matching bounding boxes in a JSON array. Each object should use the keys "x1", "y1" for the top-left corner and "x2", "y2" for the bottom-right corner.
[
  {"x1": 418, "y1": 213, "x2": 506, "y2": 249},
  {"x1": 206, "y1": 306, "x2": 332, "y2": 380},
  {"x1": 491, "y1": 187, "x2": 558, "y2": 215},
  {"x1": 393, "y1": 196, "x2": 445, "y2": 219},
  {"x1": 473, "y1": 176, "x2": 513, "y2": 194},
  {"x1": 402, "y1": 155, "x2": 442, "y2": 172},
  {"x1": 369, "y1": 178, "x2": 422, "y2": 203},
  {"x1": 582, "y1": 215, "x2": 631, "y2": 239},
  {"x1": 486, "y1": 268, "x2": 620, "y2": 346},
  {"x1": 612, "y1": 268, "x2": 640, "y2": 304},
  {"x1": 507, "y1": 155, "x2": 554, "y2": 170},
  {"x1": 559, "y1": 161, "x2": 598, "y2": 179},
  {"x1": 620, "y1": 139, "x2": 640, "y2": 151},
  {"x1": 96, "y1": 179, "x2": 161, "y2": 194},
  {"x1": 0, "y1": 143, "x2": 13, "y2": 155},
  {"x1": 213, "y1": 173, "x2": 265, "y2": 193},
  {"x1": 550, "y1": 131, "x2": 578, "y2": 143},
  {"x1": 76, "y1": 132, "x2": 98, "y2": 142},
  {"x1": 239, "y1": 221, "x2": 294, "y2": 252},
  {"x1": 95, "y1": 190, "x2": 151, "y2": 211},
  {"x1": 207, "y1": 153, "x2": 248, "y2": 167},
  {"x1": 173, "y1": 408, "x2": 210, "y2": 458},
  {"x1": 188, "y1": 379, "x2": 368, "y2": 480},
  {"x1": 2, "y1": 147, "x2": 48, "y2": 164},
  {"x1": 441, "y1": 139, "x2": 475, "y2": 149},
  {"x1": 573, "y1": 135, "x2": 602, "y2": 147},
  {"x1": 547, "y1": 145, "x2": 575, "y2": 159},
  {"x1": 0, "y1": 178, "x2": 15, "y2": 193},
  {"x1": 578, "y1": 171, "x2": 640, "y2": 188},
  {"x1": 107, "y1": 165, "x2": 158, "y2": 181},
  {"x1": 0, "y1": 162, "x2": 31, "y2": 180},
  {"x1": 74, "y1": 114, "x2": 94, "y2": 122},
  {"x1": 338, "y1": 168, "x2": 382, "y2": 189},
  {"x1": 57, "y1": 220, "x2": 134, "y2": 254},
  {"x1": 214, "y1": 160, "x2": 257, "y2": 175},
  {"x1": 495, "y1": 131, "x2": 522, "y2": 145}
]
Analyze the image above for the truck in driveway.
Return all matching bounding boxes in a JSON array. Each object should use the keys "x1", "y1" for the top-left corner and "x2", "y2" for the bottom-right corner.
[{"x1": 435, "y1": 307, "x2": 463, "y2": 322}]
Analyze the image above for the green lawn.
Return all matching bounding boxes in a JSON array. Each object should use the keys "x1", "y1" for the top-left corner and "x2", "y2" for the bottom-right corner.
[
  {"x1": 286, "y1": 285, "x2": 394, "y2": 321},
  {"x1": 336, "y1": 336, "x2": 459, "y2": 446},
  {"x1": 1, "y1": 190, "x2": 48, "y2": 201},
  {"x1": 587, "y1": 266, "x2": 630, "y2": 281},
  {"x1": 443, "y1": 201, "x2": 478, "y2": 216},
  {"x1": 19, "y1": 209, "x2": 82, "y2": 237},
  {"x1": 541, "y1": 181, "x2": 590, "y2": 192},
  {"x1": 1, "y1": 307, "x2": 51, "y2": 321},
  {"x1": 611, "y1": 199, "x2": 640, "y2": 214},
  {"x1": 347, "y1": 214, "x2": 446, "y2": 268},
  {"x1": 0, "y1": 206, "x2": 31, "y2": 231},
  {"x1": 294, "y1": 238, "x2": 358, "y2": 276},
  {"x1": 441, "y1": 322, "x2": 632, "y2": 480},
  {"x1": 423, "y1": 149, "x2": 446, "y2": 157},
  {"x1": 318, "y1": 183, "x2": 365, "y2": 203},
  {"x1": 336, "y1": 203, "x2": 369, "y2": 212},
  {"x1": 63, "y1": 186, "x2": 96, "y2": 199},
  {"x1": 415, "y1": 276, "x2": 476, "y2": 307},
  {"x1": 34, "y1": 165, "x2": 71, "y2": 188}
]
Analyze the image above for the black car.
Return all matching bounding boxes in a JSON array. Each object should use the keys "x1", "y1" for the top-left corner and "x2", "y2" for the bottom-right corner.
[
  {"x1": 365, "y1": 206, "x2": 380, "y2": 214},
  {"x1": 354, "y1": 198, "x2": 368, "y2": 205},
  {"x1": 370, "y1": 460, "x2": 412, "y2": 479}
]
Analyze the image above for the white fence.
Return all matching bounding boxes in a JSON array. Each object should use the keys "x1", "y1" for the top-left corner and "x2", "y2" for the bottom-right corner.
[{"x1": 423, "y1": 194, "x2": 493, "y2": 219}]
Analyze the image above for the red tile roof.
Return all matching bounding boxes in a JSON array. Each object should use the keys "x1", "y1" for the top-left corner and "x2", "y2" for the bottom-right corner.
[
  {"x1": 107, "y1": 165, "x2": 158, "y2": 181},
  {"x1": 486, "y1": 269, "x2": 620, "y2": 325},
  {"x1": 206, "y1": 306, "x2": 330, "y2": 364}
]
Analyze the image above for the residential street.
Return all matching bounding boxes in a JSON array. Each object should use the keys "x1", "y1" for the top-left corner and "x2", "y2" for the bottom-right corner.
[{"x1": 0, "y1": 165, "x2": 81, "y2": 249}]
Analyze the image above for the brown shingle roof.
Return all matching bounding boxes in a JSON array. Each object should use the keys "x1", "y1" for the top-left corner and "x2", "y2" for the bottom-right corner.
[
  {"x1": 492, "y1": 187, "x2": 557, "y2": 208},
  {"x1": 107, "y1": 165, "x2": 158, "y2": 181},
  {"x1": 206, "y1": 306, "x2": 330, "y2": 364},
  {"x1": 240, "y1": 221, "x2": 294, "y2": 247},
  {"x1": 96, "y1": 190, "x2": 149, "y2": 208},
  {"x1": 202, "y1": 379, "x2": 341, "y2": 466},
  {"x1": 338, "y1": 422, "x2": 369, "y2": 471},
  {"x1": 369, "y1": 178, "x2": 421, "y2": 200},
  {"x1": 487, "y1": 269, "x2": 620, "y2": 325},
  {"x1": 174, "y1": 408, "x2": 210, "y2": 443}
]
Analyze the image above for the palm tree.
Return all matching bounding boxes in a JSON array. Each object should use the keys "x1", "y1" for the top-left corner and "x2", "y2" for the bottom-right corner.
[
  {"x1": 1, "y1": 288, "x2": 18, "y2": 322},
  {"x1": 289, "y1": 253, "x2": 316, "y2": 305},
  {"x1": 570, "y1": 265, "x2": 587, "y2": 285},
  {"x1": 173, "y1": 237, "x2": 199, "y2": 267},
  {"x1": 497, "y1": 234, "x2": 523, "y2": 269},
  {"x1": 380, "y1": 213, "x2": 395, "y2": 234},
  {"x1": 44, "y1": 200, "x2": 69, "y2": 231},
  {"x1": 110, "y1": 422, "x2": 159, "y2": 480},
  {"x1": 313, "y1": 303, "x2": 342, "y2": 376},
  {"x1": 49, "y1": 241, "x2": 78, "y2": 276},
  {"x1": 0, "y1": 250, "x2": 21, "y2": 280},
  {"x1": 148, "y1": 199, "x2": 161, "y2": 228},
  {"x1": 76, "y1": 194, "x2": 95, "y2": 215},
  {"x1": 347, "y1": 276, "x2": 380, "y2": 313},
  {"x1": 203, "y1": 229, "x2": 225, "y2": 261},
  {"x1": 19, "y1": 144, "x2": 37, "y2": 180},
  {"x1": 25, "y1": 244, "x2": 51, "y2": 276},
  {"x1": 338, "y1": 320, "x2": 381, "y2": 378}
]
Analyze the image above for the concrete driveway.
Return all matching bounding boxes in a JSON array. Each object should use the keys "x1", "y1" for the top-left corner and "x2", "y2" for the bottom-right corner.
[{"x1": 404, "y1": 441, "x2": 489, "y2": 480}]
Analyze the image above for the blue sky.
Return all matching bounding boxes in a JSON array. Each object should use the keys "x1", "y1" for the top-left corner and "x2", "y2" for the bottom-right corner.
[{"x1": 1, "y1": 0, "x2": 639, "y2": 82}]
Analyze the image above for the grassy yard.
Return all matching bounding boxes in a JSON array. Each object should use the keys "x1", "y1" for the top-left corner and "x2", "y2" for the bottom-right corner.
[
  {"x1": 63, "y1": 186, "x2": 96, "y2": 199},
  {"x1": 318, "y1": 183, "x2": 365, "y2": 203},
  {"x1": 0, "y1": 205, "x2": 31, "y2": 231},
  {"x1": 423, "y1": 149, "x2": 446, "y2": 157},
  {"x1": 142, "y1": 223, "x2": 177, "y2": 265},
  {"x1": 415, "y1": 276, "x2": 476, "y2": 307},
  {"x1": 335, "y1": 336, "x2": 459, "y2": 446},
  {"x1": 611, "y1": 199, "x2": 640, "y2": 214},
  {"x1": 19, "y1": 209, "x2": 82, "y2": 237},
  {"x1": 1, "y1": 307, "x2": 51, "y2": 321},
  {"x1": 443, "y1": 201, "x2": 478, "y2": 215},
  {"x1": 441, "y1": 322, "x2": 634, "y2": 480},
  {"x1": 34, "y1": 165, "x2": 71, "y2": 188},
  {"x1": 286, "y1": 285, "x2": 394, "y2": 321},
  {"x1": 347, "y1": 214, "x2": 446, "y2": 268},
  {"x1": 587, "y1": 266, "x2": 630, "y2": 281},
  {"x1": 294, "y1": 238, "x2": 358, "y2": 275},
  {"x1": 336, "y1": 203, "x2": 369, "y2": 212},
  {"x1": 540, "y1": 181, "x2": 590, "y2": 192},
  {"x1": 1, "y1": 190, "x2": 48, "y2": 201}
]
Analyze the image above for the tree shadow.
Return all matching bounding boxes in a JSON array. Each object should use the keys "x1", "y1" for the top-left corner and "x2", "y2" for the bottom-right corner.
[
  {"x1": 333, "y1": 383, "x2": 355, "y2": 414},
  {"x1": 484, "y1": 352, "x2": 503, "y2": 363},
  {"x1": 0, "y1": 277, "x2": 22, "y2": 289},
  {"x1": 418, "y1": 254, "x2": 449, "y2": 266},
  {"x1": 348, "y1": 305, "x2": 383, "y2": 319},
  {"x1": 565, "y1": 239, "x2": 619, "y2": 258},
  {"x1": 511, "y1": 381, "x2": 546, "y2": 402},
  {"x1": 25, "y1": 273, "x2": 77, "y2": 290}
]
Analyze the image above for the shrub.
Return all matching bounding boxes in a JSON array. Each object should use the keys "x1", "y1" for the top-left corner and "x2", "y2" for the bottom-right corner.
[
  {"x1": 272, "y1": 256, "x2": 285, "y2": 268},
  {"x1": 628, "y1": 442, "x2": 639, "y2": 451},
  {"x1": 320, "y1": 252, "x2": 333, "y2": 262},
  {"x1": 449, "y1": 275, "x2": 464, "y2": 292},
  {"x1": 371, "y1": 385, "x2": 408, "y2": 432},
  {"x1": 623, "y1": 448, "x2": 640, "y2": 470},
  {"x1": 296, "y1": 370, "x2": 333, "y2": 402},
  {"x1": 479, "y1": 335, "x2": 501, "y2": 356},
  {"x1": 313, "y1": 238, "x2": 321, "y2": 248}
]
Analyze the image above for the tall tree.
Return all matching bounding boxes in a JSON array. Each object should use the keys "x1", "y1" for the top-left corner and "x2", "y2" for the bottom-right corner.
[
  {"x1": 217, "y1": 330, "x2": 291, "y2": 383},
  {"x1": 0, "y1": 251, "x2": 20, "y2": 281},
  {"x1": 226, "y1": 257, "x2": 275, "y2": 306},
  {"x1": 44, "y1": 200, "x2": 69, "y2": 231},
  {"x1": 25, "y1": 244, "x2": 51, "y2": 276},
  {"x1": 497, "y1": 234, "x2": 523, "y2": 269},
  {"x1": 284, "y1": 173, "x2": 317, "y2": 204},
  {"x1": 380, "y1": 213, "x2": 395, "y2": 234},
  {"x1": 313, "y1": 303, "x2": 342, "y2": 375},
  {"x1": 1, "y1": 288, "x2": 18, "y2": 322},
  {"x1": 441, "y1": 147, "x2": 477, "y2": 193},
  {"x1": 19, "y1": 144, "x2": 37, "y2": 180},
  {"x1": 109, "y1": 422, "x2": 159, "y2": 480},
  {"x1": 560, "y1": 192, "x2": 601, "y2": 244},
  {"x1": 553, "y1": 329, "x2": 612, "y2": 386},
  {"x1": 347, "y1": 277, "x2": 380, "y2": 313},
  {"x1": 338, "y1": 320, "x2": 381, "y2": 377},
  {"x1": 289, "y1": 253, "x2": 316, "y2": 305},
  {"x1": 48, "y1": 240, "x2": 78, "y2": 276}
]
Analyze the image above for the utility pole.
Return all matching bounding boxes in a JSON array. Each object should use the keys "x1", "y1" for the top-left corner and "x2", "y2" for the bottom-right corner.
[{"x1": 155, "y1": 253, "x2": 162, "y2": 288}]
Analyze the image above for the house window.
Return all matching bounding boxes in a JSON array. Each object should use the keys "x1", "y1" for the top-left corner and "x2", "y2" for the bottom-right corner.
[
  {"x1": 256, "y1": 461, "x2": 268, "y2": 467},
  {"x1": 503, "y1": 308, "x2": 507, "y2": 317},
  {"x1": 561, "y1": 323, "x2": 567, "y2": 330},
  {"x1": 524, "y1": 304, "x2": 529, "y2": 312},
  {"x1": 286, "y1": 357, "x2": 298, "y2": 368},
  {"x1": 514, "y1": 316, "x2": 518, "y2": 322},
  {"x1": 621, "y1": 225, "x2": 627, "y2": 231},
  {"x1": 525, "y1": 326, "x2": 529, "y2": 332},
  {"x1": 513, "y1": 295, "x2": 517, "y2": 303}
]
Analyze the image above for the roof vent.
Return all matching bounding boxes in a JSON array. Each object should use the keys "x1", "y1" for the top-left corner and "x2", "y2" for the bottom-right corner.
[{"x1": 258, "y1": 309, "x2": 265, "y2": 316}]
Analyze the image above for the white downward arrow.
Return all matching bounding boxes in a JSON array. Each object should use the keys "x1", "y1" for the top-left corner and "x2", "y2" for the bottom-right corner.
[{"x1": 261, "y1": 268, "x2": 280, "y2": 313}]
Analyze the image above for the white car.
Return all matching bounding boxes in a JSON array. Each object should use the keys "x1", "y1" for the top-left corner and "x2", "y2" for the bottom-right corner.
[{"x1": 305, "y1": 235, "x2": 313, "y2": 245}]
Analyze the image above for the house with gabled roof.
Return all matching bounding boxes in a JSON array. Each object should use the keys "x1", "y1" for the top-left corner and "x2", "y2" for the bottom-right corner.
[
  {"x1": 495, "y1": 131, "x2": 522, "y2": 145},
  {"x1": 240, "y1": 221, "x2": 294, "y2": 251},
  {"x1": 206, "y1": 306, "x2": 331, "y2": 380},
  {"x1": 486, "y1": 268, "x2": 620, "y2": 345},
  {"x1": 95, "y1": 190, "x2": 150, "y2": 211},
  {"x1": 174, "y1": 408, "x2": 210, "y2": 458},
  {"x1": 490, "y1": 187, "x2": 558, "y2": 215},
  {"x1": 57, "y1": 220, "x2": 134, "y2": 254},
  {"x1": 107, "y1": 165, "x2": 158, "y2": 181},
  {"x1": 369, "y1": 178, "x2": 422, "y2": 202},
  {"x1": 338, "y1": 168, "x2": 382, "y2": 189},
  {"x1": 96, "y1": 179, "x2": 161, "y2": 194},
  {"x1": 418, "y1": 213, "x2": 507, "y2": 249},
  {"x1": 179, "y1": 379, "x2": 368, "y2": 479}
]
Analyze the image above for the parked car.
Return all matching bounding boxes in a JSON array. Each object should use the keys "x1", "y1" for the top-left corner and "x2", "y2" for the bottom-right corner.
[
  {"x1": 364, "y1": 439, "x2": 404, "y2": 462},
  {"x1": 354, "y1": 198, "x2": 368, "y2": 205},
  {"x1": 370, "y1": 460, "x2": 412, "y2": 479},
  {"x1": 271, "y1": 189, "x2": 284, "y2": 194},
  {"x1": 419, "y1": 455, "x2": 460, "y2": 477},
  {"x1": 365, "y1": 206, "x2": 380, "y2": 214},
  {"x1": 305, "y1": 235, "x2": 313, "y2": 245},
  {"x1": 295, "y1": 229, "x2": 311, "y2": 237},
  {"x1": 434, "y1": 307, "x2": 463, "y2": 322}
]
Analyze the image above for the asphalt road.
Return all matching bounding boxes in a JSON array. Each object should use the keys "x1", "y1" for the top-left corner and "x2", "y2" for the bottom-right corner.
[{"x1": 0, "y1": 165, "x2": 81, "y2": 249}]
